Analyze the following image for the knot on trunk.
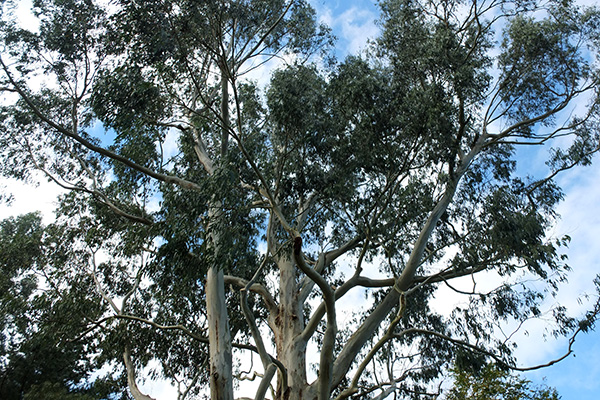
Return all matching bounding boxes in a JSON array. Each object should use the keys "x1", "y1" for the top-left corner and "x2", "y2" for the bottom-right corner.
[{"x1": 293, "y1": 236, "x2": 302, "y2": 256}]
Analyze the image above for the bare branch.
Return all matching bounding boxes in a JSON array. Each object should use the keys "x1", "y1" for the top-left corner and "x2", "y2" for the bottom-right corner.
[
  {"x1": 394, "y1": 320, "x2": 595, "y2": 372},
  {"x1": 334, "y1": 293, "x2": 407, "y2": 400},
  {"x1": 235, "y1": 1, "x2": 294, "y2": 68},
  {"x1": 301, "y1": 274, "x2": 394, "y2": 344},
  {"x1": 123, "y1": 346, "x2": 157, "y2": 400},
  {"x1": 331, "y1": 134, "x2": 487, "y2": 390},
  {"x1": 254, "y1": 363, "x2": 277, "y2": 400},
  {"x1": 298, "y1": 235, "x2": 363, "y2": 305},
  {"x1": 236, "y1": 254, "x2": 287, "y2": 393}
]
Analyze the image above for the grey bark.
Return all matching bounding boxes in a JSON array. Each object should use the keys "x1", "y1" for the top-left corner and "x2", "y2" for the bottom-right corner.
[{"x1": 207, "y1": 266, "x2": 234, "y2": 400}]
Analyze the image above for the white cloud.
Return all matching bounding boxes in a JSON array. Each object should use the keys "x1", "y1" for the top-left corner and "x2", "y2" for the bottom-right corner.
[
  {"x1": 11, "y1": 0, "x2": 39, "y2": 32},
  {"x1": 550, "y1": 160, "x2": 600, "y2": 309},
  {"x1": 161, "y1": 128, "x2": 182, "y2": 164},
  {"x1": 0, "y1": 176, "x2": 64, "y2": 224},
  {"x1": 310, "y1": 0, "x2": 380, "y2": 57},
  {"x1": 336, "y1": 8, "x2": 379, "y2": 55}
]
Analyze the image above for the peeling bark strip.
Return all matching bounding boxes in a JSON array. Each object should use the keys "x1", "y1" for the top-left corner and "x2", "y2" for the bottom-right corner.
[{"x1": 272, "y1": 255, "x2": 308, "y2": 400}]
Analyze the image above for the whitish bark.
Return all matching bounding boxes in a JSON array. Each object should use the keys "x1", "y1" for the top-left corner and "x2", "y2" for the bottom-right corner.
[
  {"x1": 270, "y1": 256, "x2": 308, "y2": 400},
  {"x1": 123, "y1": 346, "x2": 156, "y2": 400},
  {"x1": 207, "y1": 266, "x2": 234, "y2": 400},
  {"x1": 293, "y1": 237, "x2": 336, "y2": 400},
  {"x1": 204, "y1": 59, "x2": 235, "y2": 399}
]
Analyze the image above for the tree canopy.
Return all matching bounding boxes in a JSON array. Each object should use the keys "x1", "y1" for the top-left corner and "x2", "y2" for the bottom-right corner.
[{"x1": 1, "y1": 0, "x2": 600, "y2": 399}]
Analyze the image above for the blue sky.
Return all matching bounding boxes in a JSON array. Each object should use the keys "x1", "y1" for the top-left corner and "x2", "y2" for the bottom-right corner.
[{"x1": 2, "y1": 0, "x2": 600, "y2": 399}]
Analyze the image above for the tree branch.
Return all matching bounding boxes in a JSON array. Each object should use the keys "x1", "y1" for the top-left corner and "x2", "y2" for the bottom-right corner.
[
  {"x1": 300, "y1": 274, "x2": 395, "y2": 344},
  {"x1": 123, "y1": 346, "x2": 157, "y2": 400},
  {"x1": 298, "y1": 235, "x2": 363, "y2": 305},
  {"x1": 334, "y1": 293, "x2": 406, "y2": 400},
  {"x1": 394, "y1": 322, "x2": 592, "y2": 372},
  {"x1": 293, "y1": 236, "x2": 336, "y2": 400},
  {"x1": 0, "y1": 55, "x2": 203, "y2": 192},
  {"x1": 331, "y1": 134, "x2": 486, "y2": 390},
  {"x1": 225, "y1": 275, "x2": 277, "y2": 313},
  {"x1": 237, "y1": 254, "x2": 287, "y2": 392},
  {"x1": 79, "y1": 312, "x2": 287, "y2": 376}
]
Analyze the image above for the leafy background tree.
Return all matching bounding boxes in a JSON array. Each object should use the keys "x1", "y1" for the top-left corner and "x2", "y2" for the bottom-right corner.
[
  {"x1": 0, "y1": 213, "x2": 124, "y2": 399},
  {"x1": 1, "y1": 0, "x2": 600, "y2": 399},
  {"x1": 444, "y1": 364, "x2": 560, "y2": 400}
]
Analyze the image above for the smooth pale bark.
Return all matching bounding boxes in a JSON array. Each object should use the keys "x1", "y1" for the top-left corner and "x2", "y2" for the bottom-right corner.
[
  {"x1": 270, "y1": 256, "x2": 308, "y2": 400},
  {"x1": 293, "y1": 238, "x2": 336, "y2": 400},
  {"x1": 204, "y1": 65, "x2": 234, "y2": 400},
  {"x1": 123, "y1": 347, "x2": 156, "y2": 400},
  {"x1": 192, "y1": 121, "x2": 234, "y2": 399},
  {"x1": 207, "y1": 266, "x2": 234, "y2": 400}
]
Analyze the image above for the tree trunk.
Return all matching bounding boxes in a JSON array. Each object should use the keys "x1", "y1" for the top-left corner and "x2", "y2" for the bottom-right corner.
[
  {"x1": 271, "y1": 256, "x2": 309, "y2": 400},
  {"x1": 205, "y1": 65, "x2": 234, "y2": 400},
  {"x1": 207, "y1": 266, "x2": 234, "y2": 400}
]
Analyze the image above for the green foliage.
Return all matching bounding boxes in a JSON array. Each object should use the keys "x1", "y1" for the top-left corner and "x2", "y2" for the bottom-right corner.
[
  {"x1": 24, "y1": 382, "x2": 95, "y2": 400},
  {"x1": 0, "y1": 214, "x2": 109, "y2": 400},
  {"x1": 444, "y1": 364, "x2": 560, "y2": 400},
  {"x1": 498, "y1": 2, "x2": 590, "y2": 129}
]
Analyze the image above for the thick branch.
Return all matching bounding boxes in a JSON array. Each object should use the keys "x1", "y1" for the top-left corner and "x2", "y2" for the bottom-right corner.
[
  {"x1": 254, "y1": 363, "x2": 277, "y2": 400},
  {"x1": 335, "y1": 294, "x2": 406, "y2": 400},
  {"x1": 123, "y1": 346, "x2": 157, "y2": 400},
  {"x1": 331, "y1": 135, "x2": 486, "y2": 390},
  {"x1": 293, "y1": 237, "x2": 336, "y2": 400},
  {"x1": 225, "y1": 274, "x2": 277, "y2": 313},
  {"x1": 301, "y1": 275, "x2": 395, "y2": 343},
  {"x1": 298, "y1": 235, "x2": 363, "y2": 305}
]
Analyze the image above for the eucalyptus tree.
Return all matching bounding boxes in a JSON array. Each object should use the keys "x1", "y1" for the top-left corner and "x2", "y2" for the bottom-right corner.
[{"x1": 1, "y1": 0, "x2": 600, "y2": 399}]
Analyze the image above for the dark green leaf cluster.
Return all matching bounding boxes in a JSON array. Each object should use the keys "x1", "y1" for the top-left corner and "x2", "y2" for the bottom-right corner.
[
  {"x1": 444, "y1": 363, "x2": 560, "y2": 400},
  {"x1": 0, "y1": 214, "x2": 116, "y2": 400},
  {"x1": 498, "y1": 0, "x2": 592, "y2": 129}
]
